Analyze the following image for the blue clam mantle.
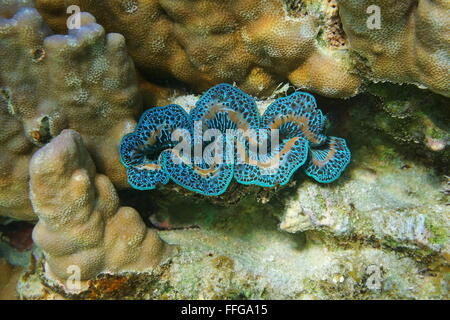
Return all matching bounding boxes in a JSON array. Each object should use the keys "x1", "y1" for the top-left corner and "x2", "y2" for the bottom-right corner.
[{"x1": 119, "y1": 84, "x2": 351, "y2": 195}]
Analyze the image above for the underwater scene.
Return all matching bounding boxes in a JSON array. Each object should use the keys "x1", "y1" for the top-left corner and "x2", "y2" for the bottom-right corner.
[{"x1": 0, "y1": 0, "x2": 448, "y2": 302}]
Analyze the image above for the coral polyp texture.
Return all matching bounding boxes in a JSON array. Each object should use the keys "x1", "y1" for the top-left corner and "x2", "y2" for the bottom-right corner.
[
  {"x1": 119, "y1": 84, "x2": 351, "y2": 195},
  {"x1": 34, "y1": 0, "x2": 362, "y2": 98},
  {"x1": 0, "y1": 4, "x2": 142, "y2": 219},
  {"x1": 0, "y1": 97, "x2": 36, "y2": 221},
  {"x1": 33, "y1": 0, "x2": 450, "y2": 97},
  {"x1": 30, "y1": 130, "x2": 172, "y2": 283},
  {"x1": 339, "y1": 0, "x2": 450, "y2": 97}
]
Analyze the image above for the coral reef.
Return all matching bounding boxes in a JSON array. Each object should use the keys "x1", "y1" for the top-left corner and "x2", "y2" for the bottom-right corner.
[
  {"x1": 120, "y1": 84, "x2": 350, "y2": 195},
  {"x1": 0, "y1": 0, "x2": 448, "y2": 300},
  {"x1": 339, "y1": 0, "x2": 450, "y2": 97},
  {"x1": 0, "y1": 3, "x2": 142, "y2": 219},
  {"x1": 29, "y1": 130, "x2": 172, "y2": 285},
  {"x1": 34, "y1": 0, "x2": 362, "y2": 98},
  {"x1": 14, "y1": 142, "x2": 449, "y2": 299},
  {"x1": 2, "y1": 88, "x2": 448, "y2": 300},
  {"x1": 15, "y1": 238, "x2": 449, "y2": 299},
  {"x1": 33, "y1": 0, "x2": 450, "y2": 98}
]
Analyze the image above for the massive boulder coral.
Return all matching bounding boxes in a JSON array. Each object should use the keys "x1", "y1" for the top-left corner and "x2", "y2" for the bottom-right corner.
[
  {"x1": 30, "y1": 129, "x2": 172, "y2": 284},
  {"x1": 34, "y1": 0, "x2": 450, "y2": 98},
  {"x1": 0, "y1": 258, "x2": 22, "y2": 299},
  {"x1": 0, "y1": 5, "x2": 141, "y2": 187},
  {"x1": 0, "y1": 3, "x2": 142, "y2": 218},
  {"x1": 34, "y1": 0, "x2": 362, "y2": 98},
  {"x1": 0, "y1": 0, "x2": 33, "y2": 14},
  {"x1": 339, "y1": 0, "x2": 450, "y2": 97},
  {"x1": 0, "y1": 97, "x2": 36, "y2": 220}
]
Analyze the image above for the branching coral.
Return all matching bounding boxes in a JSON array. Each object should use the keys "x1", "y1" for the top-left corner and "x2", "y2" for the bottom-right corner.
[
  {"x1": 30, "y1": 129, "x2": 172, "y2": 283},
  {"x1": 0, "y1": 3, "x2": 142, "y2": 218},
  {"x1": 34, "y1": 0, "x2": 362, "y2": 98},
  {"x1": 339, "y1": 0, "x2": 450, "y2": 97},
  {"x1": 119, "y1": 84, "x2": 351, "y2": 195}
]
